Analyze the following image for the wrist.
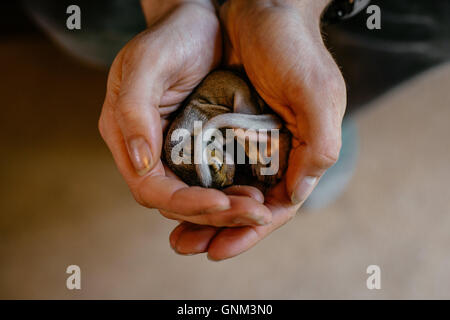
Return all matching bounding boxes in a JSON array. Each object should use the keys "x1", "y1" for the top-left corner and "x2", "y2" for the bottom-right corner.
[
  {"x1": 272, "y1": 0, "x2": 332, "y2": 26},
  {"x1": 140, "y1": 0, "x2": 216, "y2": 26},
  {"x1": 226, "y1": 0, "x2": 330, "y2": 26},
  {"x1": 225, "y1": 0, "x2": 330, "y2": 39}
]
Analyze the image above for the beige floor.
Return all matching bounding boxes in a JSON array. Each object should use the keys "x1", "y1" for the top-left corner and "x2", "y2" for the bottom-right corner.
[{"x1": 1, "y1": 35, "x2": 449, "y2": 299}]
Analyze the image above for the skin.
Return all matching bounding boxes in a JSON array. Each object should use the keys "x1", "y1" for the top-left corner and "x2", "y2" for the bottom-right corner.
[
  {"x1": 170, "y1": 0, "x2": 347, "y2": 260},
  {"x1": 99, "y1": 0, "x2": 347, "y2": 260},
  {"x1": 99, "y1": 0, "x2": 272, "y2": 228}
]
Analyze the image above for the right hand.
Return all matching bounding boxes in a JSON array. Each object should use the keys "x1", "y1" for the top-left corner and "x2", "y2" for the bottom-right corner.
[
  {"x1": 169, "y1": 0, "x2": 347, "y2": 259},
  {"x1": 99, "y1": 1, "x2": 272, "y2": 228}
]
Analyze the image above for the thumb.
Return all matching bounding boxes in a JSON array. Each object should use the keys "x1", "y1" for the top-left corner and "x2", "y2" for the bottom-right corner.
[
  {"x1": 285, "y1": 70, "x2": 346, "y2": 205},
  {"x1": 109, "y1": 52, "x2": 165, "y2": 177},
  {"x1": 286, "y1": 112, "x2": 343, "y2": 205}
]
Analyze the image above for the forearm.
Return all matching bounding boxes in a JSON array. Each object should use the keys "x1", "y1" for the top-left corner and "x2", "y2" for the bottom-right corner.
[{"x1": 140, "y1": 0, "x2": 216, "y2": 26}]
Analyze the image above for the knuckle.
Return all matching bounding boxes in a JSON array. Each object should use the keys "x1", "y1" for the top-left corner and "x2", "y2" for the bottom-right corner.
[
  {"x1": 311, "y1": 147, "x2": 340, "y2": 169},
  {"x1": 121, "y1": 42, "x2": 141, "y2": 71},
  {"x1": 115, "y1": 94, "x2": 159, "y2": 125},
  {"x1": 309, "y1": 54, "x2": 347, "y2": 112},
  {"x1": 132, "y1": 190, "x2": 149, "y2": 208},
  {"x1": 318, "y1": 71, "x2": 346, "y2": 100},
  {"x1": 121, "y1": 50, "x2": 134, "y2": 71},
  {"x1": 322, "y1": 67, "x2": 347, "y2": 113},
  {"x1": 326, "y1": 68, "x2": 346, "y2": 94},
  {"x1": 98, "y1": 117, "x2": 106, "y2": 139},
  {"x1": 329, "y1": 75, "x2": 347, "y2": 113},
  {"x1": 121, "y1": 34, "x2": 151, "y2": 71},
  {"x1": 115, "y1": 96, "x2": 142, "y2": 123},
  {"x1": 132, "y1": 180, "x2": 156, "y2": 209}
]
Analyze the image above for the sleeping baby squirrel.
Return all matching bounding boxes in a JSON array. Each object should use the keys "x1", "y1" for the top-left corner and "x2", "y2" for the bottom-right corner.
[{"x1": 163, "y1": 69, "x2": 291, "y2": 190}]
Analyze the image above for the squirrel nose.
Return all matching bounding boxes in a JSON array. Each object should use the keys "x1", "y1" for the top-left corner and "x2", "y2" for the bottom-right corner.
[{"x1": 208, "y1": 153, "x2": 223, "y2": 173}]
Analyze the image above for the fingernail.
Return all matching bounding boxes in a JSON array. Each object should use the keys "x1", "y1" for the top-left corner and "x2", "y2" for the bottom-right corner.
[
  {"x1": 173, "y1": 249, "x2": 197, "y2": 256},
  {"x1": 291, "y1": 176, "x2": 317, "y2": 205},
  {"x1": 203, "y1": 203, "x2": 231, "y2": 214},
  {"x1": 207, "y1": 254, "x2": 221, "y2": 262},
  {"x1": 127, "y1": 136, "x2": 153, "y2": 176},
  {"x1": 233, "y1": 216, "x2": 267, "y2": 226}
]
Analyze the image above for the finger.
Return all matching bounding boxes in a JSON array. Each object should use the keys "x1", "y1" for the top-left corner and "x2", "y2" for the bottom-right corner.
[
  {"x1": 208, "y1": 195, "x2": 271, "y2": 226},
  {"x1": 171, "y1": 223, "x2": 220, "y2": 255},
  {"x1": 206, "y1": 182, "x2": 298, "y2": 260},
  {"x1": 207, "y1": 201, "x2": 298, "y2": 261},
  {"x1": 100, "y1": 102, "x2": 231, "y2": 215},
  {"x1": 169, "y1": 222, "x2": 191, "y2": 249},
  {"x1": 222, "y1": 185, "x2": 265, "y2": 203},
  {"x1": 169, "y1": 184, "x2": 292, "y2": 258},
  {"x1": 106, "y1": 48, "x2": 165, "y2": 177},
  {"x1": 160, "y1": 195, "x2": 272, "y2": 227},
  {"x1": 143, "y1": 176, "x2": 233, "y2": 214},
  {"x1": 286, "y1": 114, "x2": 342, "y2": 205},
  {"x1": 285, "y1": 60, "x2": 347, "y2": 205}
]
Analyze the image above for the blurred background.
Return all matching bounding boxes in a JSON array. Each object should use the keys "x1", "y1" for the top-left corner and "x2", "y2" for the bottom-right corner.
[{"x1": 1, "y1": 1, "x2": 449, "y2": 299}]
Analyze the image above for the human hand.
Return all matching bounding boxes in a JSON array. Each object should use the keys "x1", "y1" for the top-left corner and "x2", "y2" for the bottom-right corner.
[
  {"x1": 170, "y1": 0, "x2": 347, "y2": 260},
  {"x1": 99, "y1": 0, "x2": 272, "y2": 227}
]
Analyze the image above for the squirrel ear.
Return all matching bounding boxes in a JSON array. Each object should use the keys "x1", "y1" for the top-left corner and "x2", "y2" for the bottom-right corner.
[{"x1": 232, "y1": 90, "x2": 261, "y2": 115}]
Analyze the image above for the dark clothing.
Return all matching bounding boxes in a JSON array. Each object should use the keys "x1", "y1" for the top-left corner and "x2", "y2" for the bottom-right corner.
[
  {"x1": 324, "y1": 0, "x2": 450, "y2": 110},
  {"x1": 24, "y1": 0, "x2": 450, "y2": 111}
]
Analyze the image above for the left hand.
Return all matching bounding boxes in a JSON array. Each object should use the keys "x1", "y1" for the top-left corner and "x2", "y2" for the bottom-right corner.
[
  {"x1": 99, "y1": 1, "x2": 272, "y2": 229},
  {"x1": 170, "y1": 0, "x2": 347, "y2": 260}
]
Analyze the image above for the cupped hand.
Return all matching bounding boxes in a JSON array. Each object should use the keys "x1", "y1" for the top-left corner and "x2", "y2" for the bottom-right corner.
[
  {"x1": 99, "y1": 1, "x2": 272, "y2": 228},
  {"x1": 170, "y1": 0, "x2": 347, "y2": 259}
]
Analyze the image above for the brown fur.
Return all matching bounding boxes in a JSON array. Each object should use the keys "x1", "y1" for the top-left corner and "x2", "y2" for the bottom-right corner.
[{"x1": 163, "y1": 69, "x2": 291, "y2": 189}]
